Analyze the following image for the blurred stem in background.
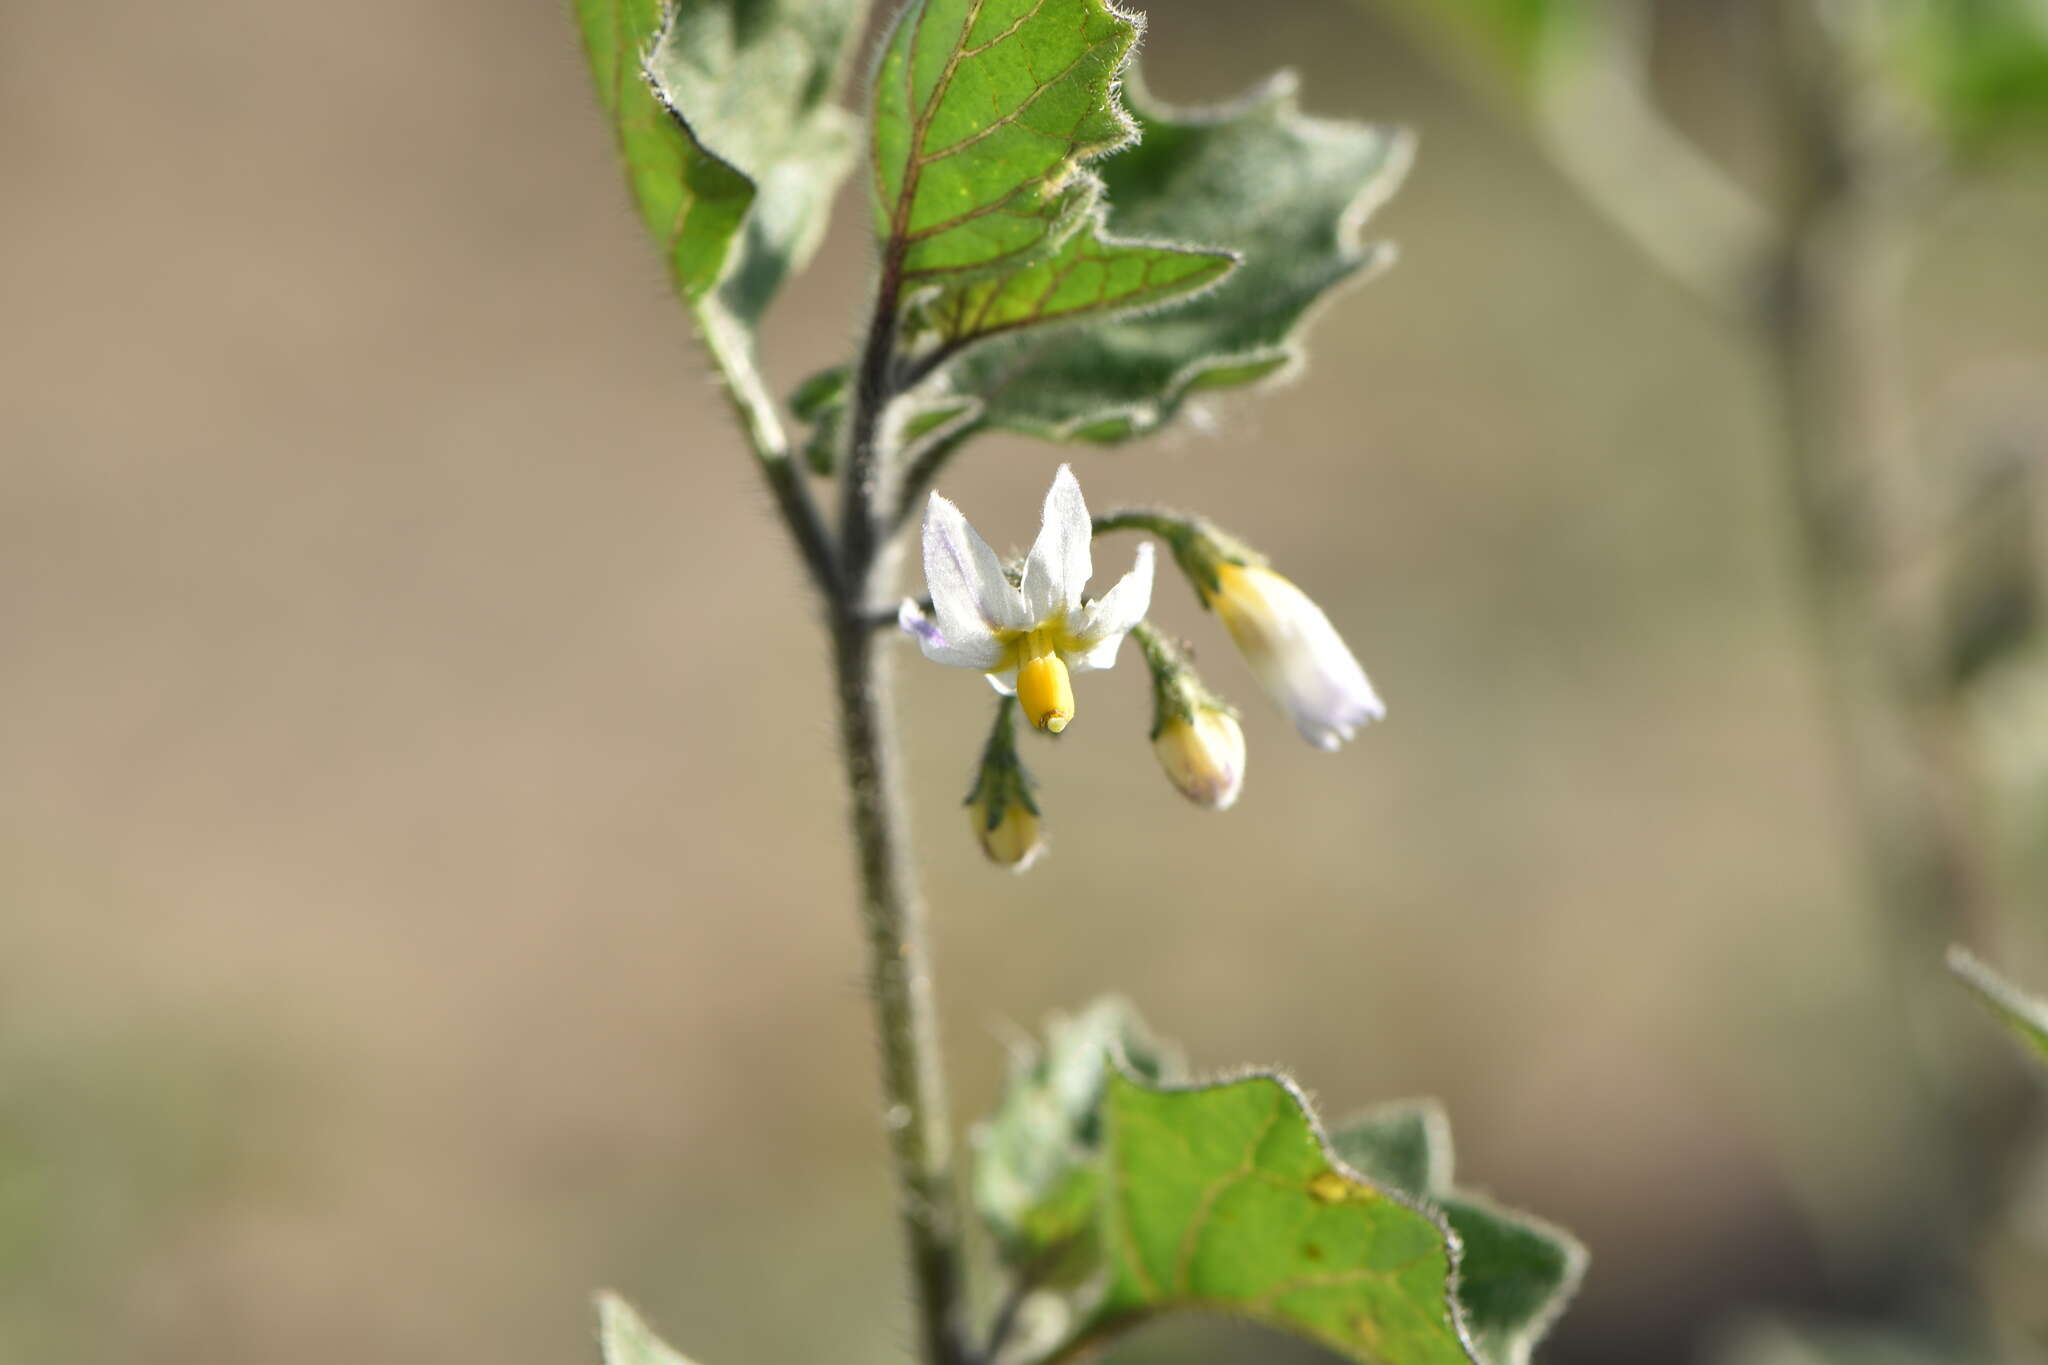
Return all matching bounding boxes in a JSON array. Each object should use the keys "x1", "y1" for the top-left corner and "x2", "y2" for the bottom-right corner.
[{"x1": 1365, "y1": 0, "x2": 2035, "y2": 1336}]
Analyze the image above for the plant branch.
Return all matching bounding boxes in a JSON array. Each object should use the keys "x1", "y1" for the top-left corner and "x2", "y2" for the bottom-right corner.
[
  {"x1": 1527, "y1": 0, "x2": 1781, "y2": 323},
  {"x1": 840, "y1": 258, "x2": 906, "y2": 580},
  {"x1": 1365, "y1": 0, "x2": 1779, "y2": 325},
  {"x1": 695, "y1": 303, "x2": 840, "y2": 597},
  {"x1": 1090, "y1": 508, "x2": 1189, "y2": 540}
]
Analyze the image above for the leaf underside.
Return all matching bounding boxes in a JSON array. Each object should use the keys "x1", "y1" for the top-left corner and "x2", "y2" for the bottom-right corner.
[
  {"x1": 1949, "y1": 945, "x2": 2048, "y2": 1064},
  {"x1": 870, "y1": 0, "x2": 1236, "y2": 355},
  {"x1": 936, "y1": 71, "x2": 1412, "y2": 443},
  {"x1": 574, "y1": 0, "x2": 860, "y2": 323}
]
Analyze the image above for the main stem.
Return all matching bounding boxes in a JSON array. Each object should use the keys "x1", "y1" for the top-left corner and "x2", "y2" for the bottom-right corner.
[
  {"x1": 827, "y1": 604, "x2": 968, "y2": 1365},
  {"x1": 820, "y1": 255, "x2": 970, "y2": 1365}
]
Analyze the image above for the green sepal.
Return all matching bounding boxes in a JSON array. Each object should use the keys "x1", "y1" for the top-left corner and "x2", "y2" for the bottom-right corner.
[
  {"x1": 1131, "y1": 622, "x2": 1236, "y2": 740},
  {"x1": 966, "y1": 697, "x2": 1039, "y2": 831}
]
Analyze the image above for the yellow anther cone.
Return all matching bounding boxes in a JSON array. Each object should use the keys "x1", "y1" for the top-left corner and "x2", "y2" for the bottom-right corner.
[{"x1": 1016, "y1": 652, "x2": 1075, "y2": 733}]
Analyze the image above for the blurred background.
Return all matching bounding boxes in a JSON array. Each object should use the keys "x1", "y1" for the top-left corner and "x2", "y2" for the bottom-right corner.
[{"x1": 4, "y1": 0, "x2": 2047, "y2": 1361}]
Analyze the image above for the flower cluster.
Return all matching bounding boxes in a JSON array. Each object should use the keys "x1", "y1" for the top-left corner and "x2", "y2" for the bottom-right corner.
[{"x1": 903, "y1": 467, "x2": 1381, "y2": 868}]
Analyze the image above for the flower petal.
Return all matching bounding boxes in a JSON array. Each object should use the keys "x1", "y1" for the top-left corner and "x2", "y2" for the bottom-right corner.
[
  {"x1": 899, "y1": 599, "x2": 1007, "y2": 670},
  {"x1": 985, "y1": 667, "x2": 1019, "y2": 696},
  {"x1": 1020, "y1": 465, "x2": 1092, "y2": 624},
  {"x1": 1214, "y1": 564, "x2": 1383, "y2": 750},
  {"x1": 897, "y1": 598, "x2": 943, "y2": 646},
  {"x1": 924, "y1": 493, "x2": 1028, "y2": 643},
  {"x1": 1071, "y1": 542, "x2": 1154, "y2": 646},
  {"x1": 1066, "y1": 631, "x2": 1127, "y2": 674}
]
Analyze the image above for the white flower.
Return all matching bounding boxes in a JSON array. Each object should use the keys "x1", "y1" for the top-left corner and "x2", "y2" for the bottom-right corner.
[
  {"x1": 1205, "y1": 562, "x2": 1383, "y2": 750},
  {"x1": 1153, "y1": 706, "x2": 1247, "y2": 810},
  {"x1": 901, "y1": 466, "x2": 1153, "y2": 733}
]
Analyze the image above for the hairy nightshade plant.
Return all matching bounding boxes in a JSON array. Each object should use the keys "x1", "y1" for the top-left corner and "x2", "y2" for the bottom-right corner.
[{"x1": 572, "y1": 2, "x2": 1583, "y2": 1362}]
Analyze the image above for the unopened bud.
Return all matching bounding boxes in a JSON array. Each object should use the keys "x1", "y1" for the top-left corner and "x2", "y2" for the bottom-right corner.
[
  {"x1": 965, "y1": 698, "x2": 1045, "y2": 871},
  {"x1": 1133, "y1": 621, "x2": 1247, "y2": 810},
  {"x1": 969, "y1": 788, "x2": 1044, "y2": 870},
  {"x1": 1153, "y1": 706, "x2": 1246, "y2": 810}
]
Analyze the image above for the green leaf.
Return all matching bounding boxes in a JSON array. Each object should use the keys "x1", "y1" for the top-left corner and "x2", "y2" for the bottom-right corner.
[
  {"x1": 1333, "y1": 1103, "x2": 1586, "y2": 1365},
  {"x1": 1091, "y1": 1070, "x2": 1476, "y2": 1364},
  {"x1": 975, "y1": 1003, "x2": 1581, "y2": 1365},
  {"x1": 574, "y1": 0, "x2": 860, "y2": 321},
  {"x1": 1329, "y1": 1100, "x2": 1451, "y2": 1200},
  {"x1": 595, "y1": 1293, "x2": 703, "y2": 1365},
  {"x1": 789, "y1": 365, "x2": 850, "y2": 474},
  {"x1": 1948, "y1": 945, "x2": 2048, "y2": 1064},
  {"x1": 869, "y1": 0, "x2": 1235, "y2": 353},
  {"x1": 972, "y1": 998, "x2": 1175, "y2": 1280},
  {"x1": 933, "y1": 71, "x2": 1412, "y2": 443}
]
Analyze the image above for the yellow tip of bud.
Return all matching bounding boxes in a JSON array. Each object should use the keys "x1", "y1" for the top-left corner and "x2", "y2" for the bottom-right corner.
[{"x1": 1016, "y1": 652, "x2": 1075, "y2": 734}]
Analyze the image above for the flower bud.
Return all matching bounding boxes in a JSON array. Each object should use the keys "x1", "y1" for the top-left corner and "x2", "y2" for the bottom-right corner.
[
  {"x1": 1152, "y1": 706, "x2": 1246, "y2": 810},
  {"x1": 969, "y1": 787, "x2": 1044, "y2": 871},
  {"x1": 1132, "y1": 621, "x2": 1247, "y2": 810},
  {"x1": 1205, "y1": 561, "x2": 1382, "y2": 751},
  {"x1": 965, "y1": 697, "x2": 1045, "y2": 871}
]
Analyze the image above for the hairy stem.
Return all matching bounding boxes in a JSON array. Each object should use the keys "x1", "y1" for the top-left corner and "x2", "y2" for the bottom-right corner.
[
  {"x1": 694, "y1": 303, "x2": 839, "y2": 597},
  {"x1": 819, "y1": 248, "x2": 971, "y2": 1365},
  {"x1": 826, "y1": 606, "x2": 969, "y2": 1365}
]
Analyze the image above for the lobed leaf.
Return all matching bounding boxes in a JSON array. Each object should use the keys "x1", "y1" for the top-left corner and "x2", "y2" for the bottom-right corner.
[
  {"x1": 595, "y1": 1293, "x2": 703, "y2": 1365},
  {"x1": 934, "y1": 72, "x2": 1412, "y2": 442},
  {"x1": 974, "y1": 1001, "x2": 1580, "y2": 1365},
  {"x1": 869, "y1": 0, "x2": 1235, "y2": 353},
  {"x1": 1334, "y1": 1103, "x2": 1586, "y2": 1365},
  {"x1": 1948, "y1": 944, "x2": 2048, "y2": 1064},
  {"x1": 1092, "y1": 1070, "x2": 1476, "y2": 1365}
]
